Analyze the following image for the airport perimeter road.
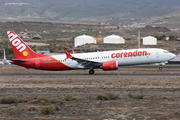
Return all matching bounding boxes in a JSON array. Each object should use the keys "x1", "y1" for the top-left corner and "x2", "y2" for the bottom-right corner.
[{"x1": 1, "y1": 73, "x2": 180, "y2": 77}]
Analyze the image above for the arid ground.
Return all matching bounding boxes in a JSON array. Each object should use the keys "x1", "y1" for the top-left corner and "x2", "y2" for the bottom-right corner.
[{"x1": 0, "y1": 66, "x2": 180, "y2": 120}]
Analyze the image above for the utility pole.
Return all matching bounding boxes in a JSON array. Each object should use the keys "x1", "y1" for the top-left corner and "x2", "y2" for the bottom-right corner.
[{"x1": 138, "y1": 28, "x2": 140, "y2": 49}]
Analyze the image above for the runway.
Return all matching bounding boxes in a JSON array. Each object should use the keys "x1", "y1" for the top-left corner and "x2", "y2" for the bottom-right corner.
[
  {"x1": 4, "y1": 64, "x2": 180, "y2": 68},
  {"x1": 1, "y1": 73, "x2": 180, "y2": 77}
]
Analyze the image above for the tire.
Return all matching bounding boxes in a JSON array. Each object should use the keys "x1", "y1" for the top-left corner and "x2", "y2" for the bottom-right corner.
[
  {"x1": 89, "y1": 69, "x2": 95, "y2": 74},
  {"x1": 159, "y1": 67, "x2": 162, "y2": 70}
]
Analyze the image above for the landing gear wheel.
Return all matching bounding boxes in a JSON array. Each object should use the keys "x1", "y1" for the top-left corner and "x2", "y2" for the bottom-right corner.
[
  {"x1": 159, "y1": 67, "x2": 162, "y2": 70},
  {"x1": 89, "y1": 69, "x2": 95, "y2": 74}
]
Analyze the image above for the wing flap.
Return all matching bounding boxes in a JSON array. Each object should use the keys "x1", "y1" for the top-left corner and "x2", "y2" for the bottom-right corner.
[{"x1": 71, "y1": 57, "x2": 101, "y2": 68}]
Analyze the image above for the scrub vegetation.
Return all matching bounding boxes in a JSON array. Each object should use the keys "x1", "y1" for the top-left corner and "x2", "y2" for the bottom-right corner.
[
  {"x1": 128, "y1": 93, "x2": 144, "y2": 99},
  {"x1": 97, "y1": 93, "x2": 119, "y2": 100}
]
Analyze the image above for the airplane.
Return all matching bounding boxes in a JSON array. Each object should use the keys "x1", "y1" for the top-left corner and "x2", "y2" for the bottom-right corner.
[
  {"x1": 7, "y1": 31, "x2": 176, "y2": 74},
  {"x1": 0, "y1": 49, "x2": 11, "y2": 65}
]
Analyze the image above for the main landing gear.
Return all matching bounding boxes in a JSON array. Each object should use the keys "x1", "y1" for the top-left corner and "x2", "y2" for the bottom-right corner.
[
  {"x1": 159, "y1": 64, "x2": 162, "y2": 70},
  {"x1": 89, "y1": 69, "x2": 95, "y2": 74}
]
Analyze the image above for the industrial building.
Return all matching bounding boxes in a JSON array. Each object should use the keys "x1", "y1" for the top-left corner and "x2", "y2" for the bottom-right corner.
[
  {"x1": 103, "y1": 34, "x2": 125, "y2": 44},
  {"x1": 74, "y1": 34, "x2": 96, "y2": 47},
  {"x1": 143, "y1": 36, "x2": 157, "y2": 45}
]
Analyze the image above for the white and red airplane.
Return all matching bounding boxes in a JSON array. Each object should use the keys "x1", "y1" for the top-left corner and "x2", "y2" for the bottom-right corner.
[{"x1": 7, "y1": 31, "x2": 176, "y2": 74}]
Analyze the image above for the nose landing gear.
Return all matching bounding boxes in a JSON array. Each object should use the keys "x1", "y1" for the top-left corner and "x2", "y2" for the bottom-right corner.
[
  {"x1": 89, "y1": 69, "x2": 95, "y2": 74},
  {"x1": 159, "y1": 64, "x2": 162, "y2": 70}
]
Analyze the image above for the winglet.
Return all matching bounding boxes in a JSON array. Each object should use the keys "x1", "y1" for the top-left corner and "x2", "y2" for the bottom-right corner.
[
  {"x1": 63, "y1": 47, "x2": 72, "y2": 60},
  {"x1": 72, "y1": 49, "x2": 76, "y2": 54}
]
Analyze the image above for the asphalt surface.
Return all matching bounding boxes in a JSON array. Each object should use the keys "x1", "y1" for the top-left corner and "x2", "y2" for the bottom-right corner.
[
  {"x1": 1, "y1": 64, "x2": 180, "y2": 77},
  {"x1": 4, "y1": 64, "x2": 180, "y2": 68},
  {"x1": 1, "y1": 73, "x2": 180, "y2": 77}
]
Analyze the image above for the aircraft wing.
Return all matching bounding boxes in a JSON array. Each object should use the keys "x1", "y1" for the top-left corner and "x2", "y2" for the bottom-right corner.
[
  {"x1": 63, "y1": 47, "x2": 102, "y2": 68},
  {"x1": 71, "y1": 56, "x2": 102, "y2": 68}
]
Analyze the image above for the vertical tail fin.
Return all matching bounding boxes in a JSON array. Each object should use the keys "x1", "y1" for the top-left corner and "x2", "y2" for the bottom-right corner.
[{"x1": 7, "y1": 31, "x2": 46, "y2": 59}]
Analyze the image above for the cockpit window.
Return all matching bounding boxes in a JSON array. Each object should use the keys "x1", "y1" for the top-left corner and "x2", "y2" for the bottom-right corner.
[{"x1": 163, "y1": 51, "x2": 169, "y2": 53}]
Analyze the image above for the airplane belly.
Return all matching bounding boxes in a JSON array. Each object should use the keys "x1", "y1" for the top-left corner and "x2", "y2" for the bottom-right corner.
[
  {"x1": 16, "y1": 57, "x2": 75, "y2": 71},
  {"x1": 118, "y1": 56, "x2": 151, "y2": 65},
  {"x1": 40, "y1": 62, "x2": 74, "y2": 70}
]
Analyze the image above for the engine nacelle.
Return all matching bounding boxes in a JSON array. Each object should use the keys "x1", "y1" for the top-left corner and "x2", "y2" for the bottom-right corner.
[{"x1": 101, "y1": 60, "x2": 118, "y2": 71}]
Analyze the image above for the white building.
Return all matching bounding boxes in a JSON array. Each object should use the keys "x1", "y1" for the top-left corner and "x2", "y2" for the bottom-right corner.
[
  {"x1": 143, "y1": 36, "x2": 157, "y2": 45},
  {"x1": 104, "y1": 34, "x2": 125, "y2": 44},
  {"x1": 74, "y1": 34, "x2": 96, "y2": 47}
]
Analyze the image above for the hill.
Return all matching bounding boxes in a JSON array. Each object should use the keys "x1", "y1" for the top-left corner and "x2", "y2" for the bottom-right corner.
[
  {"x1": 0, "y1": 0, "x2": 180, "y2": 21},
  {"x1": 142, "y1": 26, "x2": 171, "y2": 32}
]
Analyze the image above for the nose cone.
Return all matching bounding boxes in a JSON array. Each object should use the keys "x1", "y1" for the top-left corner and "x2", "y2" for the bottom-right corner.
[{"x1": 170, "y1": 53, "x2": 176, "y2": 60}]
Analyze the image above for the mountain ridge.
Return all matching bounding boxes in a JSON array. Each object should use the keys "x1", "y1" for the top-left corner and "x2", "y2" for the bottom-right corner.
[{"x1": 0, "y1": 0, "x2": 180, "y2": 21}]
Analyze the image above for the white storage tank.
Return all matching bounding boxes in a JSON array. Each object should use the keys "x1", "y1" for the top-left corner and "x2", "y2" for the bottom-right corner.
[
  {"x1": 104, "y1": 34, "x2": 125, "y2": 44},
  {"x1": 74, "y1": 34, "x2": 96, "y2": 47},
  {"x1": 143, "y1": 36, "x2": 157, "y2": 45}
]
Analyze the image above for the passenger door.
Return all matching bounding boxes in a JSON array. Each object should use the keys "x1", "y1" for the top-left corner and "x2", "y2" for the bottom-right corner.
[
  {"x1": 156, "y1": 50, "x2": 159, "y2": 58},
  {"x1": 36, "y1": 59, "x2": 40, "y2": 67}
]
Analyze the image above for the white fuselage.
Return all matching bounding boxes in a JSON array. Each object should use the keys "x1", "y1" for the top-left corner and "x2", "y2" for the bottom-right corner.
[{"x1": 50, "y1": 48, "x2": 176, "y2": 69}]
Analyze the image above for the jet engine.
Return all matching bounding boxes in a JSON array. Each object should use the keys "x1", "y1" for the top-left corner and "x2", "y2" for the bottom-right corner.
[{"x1": 100, "y1": 60, "x2": 118, "y2": 71}]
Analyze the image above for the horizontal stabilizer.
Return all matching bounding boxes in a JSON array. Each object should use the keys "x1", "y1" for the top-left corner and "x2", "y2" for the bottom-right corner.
[{"x1": 11, "y1": 59, "x2": 28, "y2": 62}]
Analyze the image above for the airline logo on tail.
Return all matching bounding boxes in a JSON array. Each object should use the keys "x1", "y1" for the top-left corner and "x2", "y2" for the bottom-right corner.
[{"x1": 7, "y1": 31, "x2": 28, "y2": 57}]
